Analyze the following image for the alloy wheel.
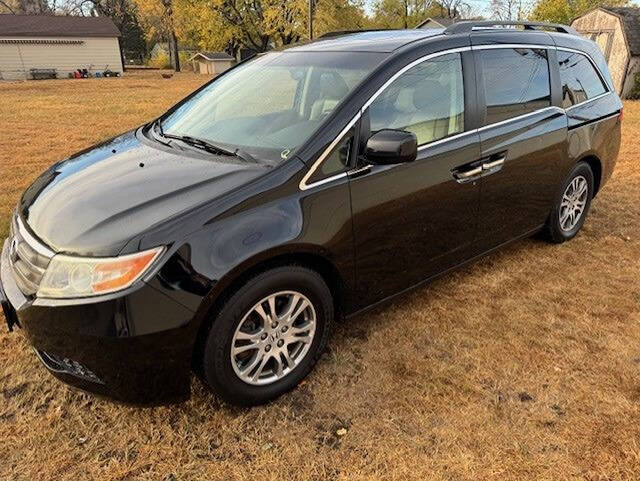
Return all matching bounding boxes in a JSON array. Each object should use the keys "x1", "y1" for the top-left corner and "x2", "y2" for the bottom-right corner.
[
  {"x1": 559, "y1": 175, "x2": 589, "y2": 232},
  {"x1": 230, "y1": 291, "x2": 316, "y2": 386}
]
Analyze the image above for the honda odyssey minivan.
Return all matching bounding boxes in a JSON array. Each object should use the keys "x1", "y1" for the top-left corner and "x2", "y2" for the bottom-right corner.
[{"x1": 1, "y1": 21, "x2": 622, "y2": 405}]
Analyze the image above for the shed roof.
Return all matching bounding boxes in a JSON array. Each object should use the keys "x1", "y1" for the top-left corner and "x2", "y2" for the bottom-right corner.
[
  {"x1": 0, "y1": 14, "x2": 120, "y2": 38},
  {"x1": 190, "y1": 51, "x2": 234, "y2": 61},
  {"x1": 594, "y1": 7, "x2": 640, "y2": 56},
  {"x1": 415, "y1": 17, "x2": 460, "y2": 29}
]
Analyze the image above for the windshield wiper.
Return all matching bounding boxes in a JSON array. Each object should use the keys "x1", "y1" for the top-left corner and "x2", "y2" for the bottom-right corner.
[{"x1": 159, "y1": 130, "x2": 258, "y2": 164}]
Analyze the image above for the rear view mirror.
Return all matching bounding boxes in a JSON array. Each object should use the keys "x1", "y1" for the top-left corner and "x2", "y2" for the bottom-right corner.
[{"x1": 365, "y1": 129, "x2": 417, "y2": 165}]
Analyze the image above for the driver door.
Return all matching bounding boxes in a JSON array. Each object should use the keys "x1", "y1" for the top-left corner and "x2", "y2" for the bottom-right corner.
[{"x1": 348, "y1": 51, "x2": 482, "y2": 308}]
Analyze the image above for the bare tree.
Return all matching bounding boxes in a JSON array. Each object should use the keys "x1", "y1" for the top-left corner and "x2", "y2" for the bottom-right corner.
[
  {"x1": 0, "y1": 0, "x2": 51, "y2": 13},
  {"x1": 0, "y1": 0, "x2": 16, "y2": 12},
  {"x1": 490, "y1": 0, "x2": 528, "y2": 21},
  {"x1": 436, "y1": 0, "x2": 471, "y2": 19}
]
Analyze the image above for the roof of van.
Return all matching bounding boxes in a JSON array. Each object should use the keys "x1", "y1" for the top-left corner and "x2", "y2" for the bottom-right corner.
[{"x1": 288, "y1": 29, "x2": 444, "y2": 53}]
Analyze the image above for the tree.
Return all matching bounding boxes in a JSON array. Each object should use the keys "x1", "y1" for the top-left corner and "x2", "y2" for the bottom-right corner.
[
  {"x1": 0, "y1": 0, "x2": 51, "y2": 14},
  {"x1": 490, "y1": 0, "x2": 529, "y2": 20},
  {"x1": 436, "y1": 0, "x2": 470, "y2": 18},
  {"x1": 64, "y1": 0, "x2": 148, "y2": 63},
  {"x1": 134, "y1": 0, "x2": 369, "y2": 59},
  {"x1": 371, "y1": 0, "x2": 439, "y2": 29},
  {"x1": 530, "y1": 0, "x2": 629, "y2": 25},
  {"x1": 314, "y1": 0, "x2": 371, "y2": 35}
]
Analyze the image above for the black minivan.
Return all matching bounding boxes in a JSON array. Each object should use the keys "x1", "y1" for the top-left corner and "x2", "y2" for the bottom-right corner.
[{"x1": 1, "y1": 21, "x2": 622, "y2": 405}]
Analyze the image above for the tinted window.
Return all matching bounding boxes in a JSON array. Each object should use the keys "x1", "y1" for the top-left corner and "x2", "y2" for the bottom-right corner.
[
  {"x1": 480, "y1": 48, "x2": 551, "y2": 125},
  {"x1": 307, "y1": 128, "x2": 354, "y2": 185},
  {"x1": 369, "y1": 53, "x2": 464, "y2": 146},
  {"x1": 558, "y1": 50, "x2": 607, "y2": 108}
]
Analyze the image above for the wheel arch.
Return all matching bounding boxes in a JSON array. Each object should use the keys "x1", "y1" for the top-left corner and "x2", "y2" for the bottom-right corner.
[
  {"x1": 578, "y1": 154, "x2": 603, "y2": 196},
  {"x1": 190, "y1": 248, "x2": 345, "y2": 369}
]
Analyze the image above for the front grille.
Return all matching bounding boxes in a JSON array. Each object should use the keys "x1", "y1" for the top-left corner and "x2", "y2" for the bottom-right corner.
[{"x1": 8, "y1": 215, "x2": 53, "y2": 296}]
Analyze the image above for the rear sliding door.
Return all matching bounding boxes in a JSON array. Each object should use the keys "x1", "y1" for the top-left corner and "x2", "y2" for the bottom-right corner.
[{"x1": 472, "y1": 42, "x2": 568, "y2": 250}]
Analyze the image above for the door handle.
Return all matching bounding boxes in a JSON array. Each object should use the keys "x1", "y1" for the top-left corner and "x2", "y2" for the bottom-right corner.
[
  {"x1": 481, "y1": 152, "x2": 507, "y2": 172},
  {"x1": 452, "y1": 165, "x2": 483, "y2": 183}
]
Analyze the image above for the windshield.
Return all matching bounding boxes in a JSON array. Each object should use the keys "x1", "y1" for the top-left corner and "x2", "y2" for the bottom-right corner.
[{"x1": 159, "y1": 51, "x2": 385, "y2": 162}]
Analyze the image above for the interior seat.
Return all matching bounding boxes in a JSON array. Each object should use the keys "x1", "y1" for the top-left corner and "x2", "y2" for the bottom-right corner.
[
  {"x1": 405, "y1": 79, "x2": 452, "y2": 144},
  {"x1": 310, "y1": 73, "x2": 350, "y2": 120}
]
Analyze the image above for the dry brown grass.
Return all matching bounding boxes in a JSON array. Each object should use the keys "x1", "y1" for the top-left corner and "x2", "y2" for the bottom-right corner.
[{"x1": 1, "y1": 72, "x2": 640, "y2": 481}]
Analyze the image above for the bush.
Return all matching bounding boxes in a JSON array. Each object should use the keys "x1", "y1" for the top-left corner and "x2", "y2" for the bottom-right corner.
[
  {"x1": 147, "y1": 51, "x2": 193, "y2": 71},
  {"x1": 148, "y1": 51, "x2": 171, "y2": 69}
]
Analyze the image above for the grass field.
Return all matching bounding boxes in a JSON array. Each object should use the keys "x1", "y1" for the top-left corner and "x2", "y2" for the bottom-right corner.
[{"x1": 1, "y1": 72, "x2": 640, "y2": 481}]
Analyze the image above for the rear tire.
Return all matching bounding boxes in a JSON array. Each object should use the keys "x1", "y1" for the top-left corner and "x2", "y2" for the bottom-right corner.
[
  {"x1": 544, "y1": 162, "x2": 594, "y2": 244},
  {"x1": 200, "y1": 266, "x2": 332, "y2": 406}
]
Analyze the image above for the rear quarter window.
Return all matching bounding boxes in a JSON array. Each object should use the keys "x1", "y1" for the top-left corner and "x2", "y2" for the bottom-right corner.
[
  {"x1": 557, "y1": 50, "x2": 608, "y2": 108},
  {"x1": 479, "y1": 48, "x2": 551, "y2": 125}
]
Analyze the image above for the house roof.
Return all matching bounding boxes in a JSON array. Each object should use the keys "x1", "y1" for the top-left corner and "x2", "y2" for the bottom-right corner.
[
  {"x1": 600, "y1": 7, "x2": 640, "y2": 56},
  {"x1": 415, "y1": 17, "x2": 460, "y2": 29},
  {"x1": 189, "y1": 51, "x2": 234, "y2": 61},
  {"x1": 0, "y1": 14, "x2": 120, "y2": 38}
]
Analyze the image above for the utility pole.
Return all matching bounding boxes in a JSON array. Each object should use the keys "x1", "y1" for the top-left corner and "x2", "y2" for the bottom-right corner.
[{"x1": 308, "y1": 0, "x2": 313, "y2": 40}]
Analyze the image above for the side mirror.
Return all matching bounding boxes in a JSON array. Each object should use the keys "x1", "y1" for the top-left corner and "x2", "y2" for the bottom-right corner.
[{"x1": 365, "y1": 129, "x2": 418, "y2": 165}]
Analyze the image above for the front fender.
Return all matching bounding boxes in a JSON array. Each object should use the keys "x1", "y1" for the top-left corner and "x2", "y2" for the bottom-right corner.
[{"x1": 144, "y1": 176, "x2": 355, "y2": 333}]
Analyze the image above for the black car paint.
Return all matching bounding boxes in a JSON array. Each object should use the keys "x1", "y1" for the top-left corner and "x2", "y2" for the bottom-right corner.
[
  {"x1": 1, "y1": 28, "x2": 622, "y2": 403},
  {"x1": 20, "y1": 129, "x2": 271, "y2": 257}
]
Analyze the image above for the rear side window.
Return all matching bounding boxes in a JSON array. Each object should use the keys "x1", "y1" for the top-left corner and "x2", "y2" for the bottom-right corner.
[
  {"x1": 479, "y1": 48, "x2": 551, "y2": 125},
  {"x1": 558, "y1": 50, "x2": 608, "y2": 108}
]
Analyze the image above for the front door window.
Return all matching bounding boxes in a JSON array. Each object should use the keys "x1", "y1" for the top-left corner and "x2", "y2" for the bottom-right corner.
[{"x1": 368, "y1": 52, "x2": 465, "y2": 146}]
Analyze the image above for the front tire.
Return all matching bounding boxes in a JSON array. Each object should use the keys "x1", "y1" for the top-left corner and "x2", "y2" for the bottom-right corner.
[
  {"x1": 200, "y1": 266, "x2": 333, "y2": 406},
  {"x1": 544, "y1": 162, "x2": 594, "y2": 244}
]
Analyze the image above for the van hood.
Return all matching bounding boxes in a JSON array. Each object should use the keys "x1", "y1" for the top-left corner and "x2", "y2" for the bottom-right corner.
[{"x1": 19, "y1": 129, "x2": 268, "y2": 257}]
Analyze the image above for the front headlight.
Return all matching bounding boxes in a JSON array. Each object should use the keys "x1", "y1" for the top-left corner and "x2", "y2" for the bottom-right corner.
[{"x1": 37, "y1": 246, "x2": 164, "y2": 299}]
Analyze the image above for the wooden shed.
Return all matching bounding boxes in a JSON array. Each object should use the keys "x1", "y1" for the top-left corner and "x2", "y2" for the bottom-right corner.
[
  {"x1": 416, "y1": 17, "x2": 461, "y2": 29},
  {"x1": 0, "y1": 14, "x2": 123, "y2": 80},
  {"x1": 572, "y1": 7, "x2": 640, "y2": 97},
  {"x1": 189, "y1": 51, "x2": 234, "y2": 75}
]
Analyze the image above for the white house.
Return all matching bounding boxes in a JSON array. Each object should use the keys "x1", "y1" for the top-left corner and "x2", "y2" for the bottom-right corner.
[{"x1": 0, "y1": 14, "x2": 123, "y2": 80}]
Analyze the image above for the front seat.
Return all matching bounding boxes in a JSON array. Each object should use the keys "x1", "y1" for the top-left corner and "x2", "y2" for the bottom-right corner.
[
  {"x1": 406, "y1": 79, "x2": 452, "y2": 144},
  {"x1": 310, "y1": 73, "x2": 350, "y2": 120}
]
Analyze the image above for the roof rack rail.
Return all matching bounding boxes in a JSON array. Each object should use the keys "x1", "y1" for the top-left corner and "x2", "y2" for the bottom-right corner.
[
  {"x1": 443, "y1": 21, "x2": 578, "y2": 35},
  {"x1": 318, "y1": 28, "x2": 390, "y2": 39}
]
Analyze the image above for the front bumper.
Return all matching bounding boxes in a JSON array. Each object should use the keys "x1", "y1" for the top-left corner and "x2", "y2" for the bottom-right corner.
[{"x1": 1, "y1": 239, "x2": 198, "y2": 404}]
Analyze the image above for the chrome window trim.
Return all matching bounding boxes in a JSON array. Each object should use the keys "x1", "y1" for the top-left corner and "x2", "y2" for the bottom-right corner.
[
  {"x1": 555, "y1": 46, "x2": 612, "y2": 93},
  {"x1": 565, "y1": 91, "x2": 612, "y2": 111},
  {"x1": 299, "y1": 111, "x2": 361, "y2": 190},
  {"x1": 299, "y1": 43, "x2": 612, "y2": 191},
  {"x1": 416, "y1": 106, "x2": 564, "y2": 153},
  {"x1": 360, "y1": 46, "x2": 472, "y2": 112},
  {"x1": 300, "y1": 47, "x2": 471, "y2": 190},
  {"x1": 476, "y1": 106, "x2": 565, "y2": 132},
  {"x1": 416, "y1": 130, "x2": 476, "y2": 151}
]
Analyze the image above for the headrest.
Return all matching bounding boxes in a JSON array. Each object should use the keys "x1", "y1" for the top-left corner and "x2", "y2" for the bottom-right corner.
[
  {"x1": 319, "y1": 73, "x2": 349, "y2": 100},
  {"x1": 394, "y1": 88, "x2": 416, "y2": 113},
  {"x1": 412, "y1": 79, "x2": 445, "y2": 110}
]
